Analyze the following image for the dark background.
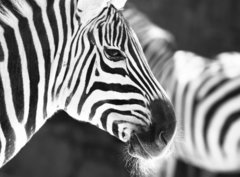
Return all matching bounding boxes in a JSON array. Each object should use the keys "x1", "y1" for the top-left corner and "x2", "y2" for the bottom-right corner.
[
  {"x1": 130, "y1": 0, "x2": 240, "y2": 57},
  {"x1": 1, "y1": 1, "x2": 240, "y2": 177}
]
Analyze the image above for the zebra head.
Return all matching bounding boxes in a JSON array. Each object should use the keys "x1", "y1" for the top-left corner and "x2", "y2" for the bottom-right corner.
[{"x1": 65, "y1": 4, "x2": 176, "y2": 160}]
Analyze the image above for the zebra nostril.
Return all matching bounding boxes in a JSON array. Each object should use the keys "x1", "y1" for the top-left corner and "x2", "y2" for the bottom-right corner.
[{"x1": 159, "y1": 131, "x2": 168, "y2": 145}]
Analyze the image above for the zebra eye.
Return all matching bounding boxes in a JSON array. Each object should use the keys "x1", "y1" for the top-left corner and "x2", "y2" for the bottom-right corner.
[{"x1": 104, "y1": 46, "x2": 126, "y2": 62}]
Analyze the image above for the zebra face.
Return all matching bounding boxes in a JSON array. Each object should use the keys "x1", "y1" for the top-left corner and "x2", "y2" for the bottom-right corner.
[{"x1": 74, "y1": 4, "x2": 176, "y2": 159}]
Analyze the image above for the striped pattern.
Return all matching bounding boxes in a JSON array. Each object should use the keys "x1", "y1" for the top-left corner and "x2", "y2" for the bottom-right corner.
[
  {"x1": 0, "y1": 0, "x2": 82, "y2": 166},
  {"x1": 0, "y1": 0, "x2": 175, "y2": 168},
  {"x1": 124, "y1": 5, "x2": 240, "y2": 173},
  {"x1": 171, "y1": 51, "x2": 240, "y2": 172}
]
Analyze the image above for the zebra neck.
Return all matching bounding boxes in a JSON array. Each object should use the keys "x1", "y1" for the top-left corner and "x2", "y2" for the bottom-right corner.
[
  {"x1": 49, "y1": 31, "x2": 96, "y2": 123},
  {"x1": 0, "y1": 0, "x2": 81, "y2": 167},
  {"x1": 36, "y1": 0, "x2": 83, "y2": 118}
]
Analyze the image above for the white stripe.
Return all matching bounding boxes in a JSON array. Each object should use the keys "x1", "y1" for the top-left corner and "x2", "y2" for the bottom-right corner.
[
  {"x1": 51, "y1": 0, "x2": 65, "y2": 97},
  {"x1": 81, "y1": 90, "x2": 149, "y2": 124},
  {"x1": 56, "y1": 28, "x2": 82, "y2": 108},
  {"x1": 0, "y1": 126, "x2": 6, "y2": 167},
  {"x1": 208, "y1": 94, "x2": 240, "y2": 161},
  {"x1": 124, "y1": 37, "x2": 158, "y2": 100},
  {"x1": 21, "y1": 4, "x2": 46, "y2": 130},
  {"x1": 54, "y1": 0, "x2": 74, "y2": 100},
  {"x1": 0, "y1": 6, "x2": 31, "y2": 126},
  {"x1": 47, "y1": 0, "x2": 64, "y2": 108},
  {"x1": 195, "y1": 77, "x2": 240, "y2": 159},
  {"x1": 0, "y1": 23, "x2": 28, "y2": 154},
  {"x1": 223, "y1": 119, "x2": 240, "y2": 169},
  {"x1": 0, "y1": 25, "x2": 9, "y2": 168},
  {"x1": 36, "y1": 0, "x2": 58, "y2": 118},
  {"x1": 0, "y1": 53, "x2": 27, "y2": 161},
  {"x1": 36, "y1": 0, "x2": 56, "y2": 62}
]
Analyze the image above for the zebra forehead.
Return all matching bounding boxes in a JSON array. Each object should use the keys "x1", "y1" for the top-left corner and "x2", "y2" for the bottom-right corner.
[{"x1": 84, "y1": 6, "x2": 131, "y2": 47}]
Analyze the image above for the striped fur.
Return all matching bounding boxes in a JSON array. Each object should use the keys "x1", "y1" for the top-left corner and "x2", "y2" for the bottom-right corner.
[{"x1": 0, "y1": 0, "x2": 176, "y2": 168}]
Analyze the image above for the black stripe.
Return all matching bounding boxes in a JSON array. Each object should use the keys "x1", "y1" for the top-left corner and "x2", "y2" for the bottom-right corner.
[
  {"x1": 128, "y1": 61, "x2": 152, "y2": 99},
  {"x1": 98, "y1": 24, "x2": 103, "y2": 45},
  {"x1": 74, "y1": 28, "x2": 82, "y2": 57},
  {"x1": 127, "y1": 38, "x2": 156, "y2": 97},
  {"x1": 77, "y1": 82, "x2": 143, "y2": 115},
  {"x1": 4, "y1": 26, "x2": 24, "y2": 122},
  {"x1": 108, "y1": 18, "x2": 112, "y2": 44},
  {"x1": 116, "y1": 21, "x2": 122, "y2": 47},
  {"x1": 134, "y1": 39, "x2": 161, "y2": 96},
  {"x1": 100, "y1": 109, "x2": 144, "y2": 130},
  {"x1": 1, "y1": 0, "x2": 39, "y2": 138},
  {"x1": 88, "y1": 82, "x2": 143, "y2": 97},
  {"x1": 75, "y1": 54, "x2": 96, "y2": 113},
  {"x1": 68, "y1": 31, "x2": 94, "y2": 91},
  {"x1": 134, "y1": 110, "x2": 149, "y2": 121},
  {"x1": 0, "y1": 77, "x2": 16, "y2": 164},
  {"x1": 203, "y1": 83, "x2": 240, "y2": 152},
  {"x1": 27, "y1": 0, "x2": 51, "y2": 118},
  {"x1": 104, "y1": 22, "x2": 110, "y2": 46},
  {"x1": 119, "y1": 24, "x2": 126, "y2": 50},
  {"x1": 93, "y1": 12, "x2": 107, "y2": 45},
  {"x1": 89, "y1": 99, "x2": 146, "y2": 120},
  {"x1": 99, "y1": 54, "x2": 127, "y2": 77},
  {"x1": 65, "y1": 42, "x2": 95, "y2": 107},
  {"x1": 190, "y1": 75, "x2": 212, "y2": 147},
  {"x1": 203, "y1": 78, "x2": 229, "y2": 98},
  {"x1": 47, "y1": 0, "x2": 59, "y2": 57},
  {"x1": 112, "y1": 13, "x2": 118, "y2": 42},
  {"x1": 17, "y1": 16, "x2": 39, "y2": 137},
  {"x1": 70, "y1": 0, "x2": 75, "y2": 35},
  {"x1": 52, "y1": 0, "x2": 68, "y2": 98},
  {"x1": 0, "y1": 42, "x2": 3, "y2": 62},
  {"x1": 56, "y1": 27, "x2": 81, "y2": 96},
  {"x1": 67, "y1": 30, "x2": 87, "y2": 89},
  {"x1": 112, "y1": 121, "x2": 119, "y2": 137},
  {"x1": 219, "y1": 110, "x2": 240, "y2": 154},
  {"x1": 0, "y1": 0, "x2": 14, "y2": 13}
]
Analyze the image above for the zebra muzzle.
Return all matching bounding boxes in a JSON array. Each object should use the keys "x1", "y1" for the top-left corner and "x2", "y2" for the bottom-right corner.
[
  {"x1": 128, "y1": 125, "x2": 175, "y2": 159},
  {"x1": 128, "y1": 98, "x2": 176, "y2": 159}
]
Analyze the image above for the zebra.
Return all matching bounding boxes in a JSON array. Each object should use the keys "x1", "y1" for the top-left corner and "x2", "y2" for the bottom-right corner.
[
  {"x1": 0, "y1": 0, "x2": 177, "y2": 169},
  {"x1": 123, "y1": 4, "x2": 240, "y2": 175}
]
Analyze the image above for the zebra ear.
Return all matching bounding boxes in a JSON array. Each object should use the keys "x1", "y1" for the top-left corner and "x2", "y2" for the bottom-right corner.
[
  {"x1": 77, "y1": 0, "x2": 127, "y2": 25},
  {"x1": 110, "y1": 0, "x2": 127, "y2": 9}
]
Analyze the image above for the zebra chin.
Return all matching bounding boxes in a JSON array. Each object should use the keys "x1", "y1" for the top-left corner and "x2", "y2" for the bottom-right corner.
[{"x1": 127, "y1": 98, "x2": 176, "y2": 159}]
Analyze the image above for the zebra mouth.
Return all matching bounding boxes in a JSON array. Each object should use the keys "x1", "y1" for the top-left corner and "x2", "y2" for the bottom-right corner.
[{"x1": 128, "y1": 134, "x2": 152, "y2": 159}]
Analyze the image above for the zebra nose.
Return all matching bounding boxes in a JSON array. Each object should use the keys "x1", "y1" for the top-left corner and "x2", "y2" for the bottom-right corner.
[
  {"x1": 150, "y1": 99, "x2": 176, "y2": 144},
  {"x1": 128, "y1": 99, "x2": 176, "y2": 158}
]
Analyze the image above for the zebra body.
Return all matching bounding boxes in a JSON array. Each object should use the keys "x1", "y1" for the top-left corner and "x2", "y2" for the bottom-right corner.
[
  {"x1": 124, "y1": 5, "x2": 240, "y2": 172},
  {"x1": 171, "y1": 51, "x2": 240, "y2": 171},
  {"x1": 0, "y1": 0, "x2": 176, "y2": 168}
]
